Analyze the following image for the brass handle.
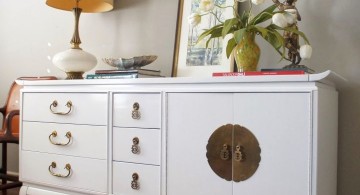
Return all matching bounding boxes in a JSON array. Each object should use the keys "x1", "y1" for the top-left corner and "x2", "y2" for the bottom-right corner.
[
  {"x1": 131, "y1": 137, "x2": 140, "y2": 154},
  {"x1": 48, "y1": 162, "x2": 72, "y2": 178},
  {"x1": 49, "y1": 131, "x2": 72, "y2": 146},
  {"x1": 131, "y1": 173, "x2": 140, "y2": 190},
  {"x1": 234, "y1": 145, "x2": 245, "y2": 162},
  {"x1": 132, "y1": 102, "x2": 141, "y2": 120},
  {"x1": 220, "y1": 144, "x2": 231, "y2": 161},
  {"x1": 50, "y1": 100, "x2": 72, "y2": 115}
]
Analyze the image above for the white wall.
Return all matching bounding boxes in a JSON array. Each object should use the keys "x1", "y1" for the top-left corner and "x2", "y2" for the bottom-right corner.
[{"x1": 0, "y1": 0, "x2": 359, "y2": 195}]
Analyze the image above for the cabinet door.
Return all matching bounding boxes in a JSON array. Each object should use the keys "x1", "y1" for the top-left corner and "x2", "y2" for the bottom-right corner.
[
  {"x1": 167, "y1": 93, "x2": 233, "y2": 195},
  {"x1": 233, "y1": 93, "x2": 311, "y2": 195},
  {"x1": 167, "y1": 92, "x2": 311, "y2": 195}
]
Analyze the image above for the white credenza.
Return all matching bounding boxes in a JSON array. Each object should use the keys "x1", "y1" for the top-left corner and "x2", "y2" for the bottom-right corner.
[{"x1": 18, "y1": 71, "x2": 343, "y2": 195}]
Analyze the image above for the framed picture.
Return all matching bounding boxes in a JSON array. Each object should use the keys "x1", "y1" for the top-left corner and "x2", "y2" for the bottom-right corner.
[{"x1": 172, "y1": 0, "x2": 234, "y2": 77}]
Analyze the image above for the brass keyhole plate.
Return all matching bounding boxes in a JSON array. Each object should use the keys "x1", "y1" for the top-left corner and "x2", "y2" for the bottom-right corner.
[{"x1": 206, "y1": 124, "x2": 261, "y2": 182}]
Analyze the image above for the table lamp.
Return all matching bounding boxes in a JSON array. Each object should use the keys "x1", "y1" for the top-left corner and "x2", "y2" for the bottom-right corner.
[{"x1": 46, "y1": 0, "x2": 113, "y2": 79}]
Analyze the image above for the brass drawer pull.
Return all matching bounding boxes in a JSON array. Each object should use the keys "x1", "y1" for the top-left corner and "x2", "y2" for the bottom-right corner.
[
  {"x1": 131, "y1": 173, "x2": 140, "y2": 190},
  {"x1": 131, "y1": 137, "x2": 140, "y2": 154},
  {"x1": 49, "y1": 131, "x2": 72, "y2": 146},
  {"x1": 48, "y1": 162, "x2": 72, "y2": 178},
  {"x1": 50, "y1": 100, "x2": 73, "y2": 115},
  {"x1": 132, "y1": 102, "x2": 141, "y2": 120}
]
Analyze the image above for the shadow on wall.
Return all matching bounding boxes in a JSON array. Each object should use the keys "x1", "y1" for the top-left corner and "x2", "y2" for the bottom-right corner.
[
  {"x1": 337, "y1": 84, "x2": 360, "y2": 195},
  {"x1": 113, "y1": 0, "x2": 146, "y2": 10}
]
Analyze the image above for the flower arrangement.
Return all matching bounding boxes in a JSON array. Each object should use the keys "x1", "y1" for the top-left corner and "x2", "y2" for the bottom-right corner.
[{"x1": 188, "y1": 0, "x2": 312, "y2": 69}]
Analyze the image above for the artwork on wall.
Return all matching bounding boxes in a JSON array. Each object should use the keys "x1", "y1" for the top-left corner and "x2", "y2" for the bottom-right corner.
[{"x1": 172, "y1": 0, "x2": 234, "y2": 77}]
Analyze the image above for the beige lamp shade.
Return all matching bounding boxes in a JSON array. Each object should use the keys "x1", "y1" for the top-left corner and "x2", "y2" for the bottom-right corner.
[{"x1": 46, "y1": 0, "x2": 113, "y2": 13}]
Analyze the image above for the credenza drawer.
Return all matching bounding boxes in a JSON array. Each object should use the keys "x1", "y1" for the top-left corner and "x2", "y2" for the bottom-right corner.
[
  {"x1": 22, "y1": 122, "x2": 107, "y2": 159},
  {"x1": 113, "y1": 93, "x2": 161, "y2": 128},
  {"x1": 113, "y1": 127, "x2": 160, "y2": 165},
  {"x1": 21, "y1": 151, "x2": 107, "y2": 193},
  {"x1": 113, "y1": 162, "x2": 160, "y2": 195},
  {"x1": 22, "y1": 92, "x2": 107, "y2": 125}
]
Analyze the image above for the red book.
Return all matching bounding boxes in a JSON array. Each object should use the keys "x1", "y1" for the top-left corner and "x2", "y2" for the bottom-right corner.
[{"x1": 212, "y1": 70, "x2": 305, "y2": 77}]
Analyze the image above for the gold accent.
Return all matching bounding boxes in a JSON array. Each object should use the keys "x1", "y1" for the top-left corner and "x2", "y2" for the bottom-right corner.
[
  {"x1": 48, "y1": 162, "x2": 72, "y2": 178},
  {"x1": 131, "y1": 173, "x2": 140, "y2": 190},
  {"x1": 206, "y1": 124, "x2": 233, "y2": 181},
  {"x1": 49, "y1": 131, "x2": 72, "y2": 146},
  {"x1": 232, "y1": 124, "x2": 261, "y2": 182},
  {"x1": 131, "y1": 137, "x2": 140, "y2": 154},
  {"x1": 65, "y1": 72, "x2": 84, "y2": 80},
  {"x1": 50, "y1": 100, "x2": 73, "y2": 115},
  {"x1": 206, "y1": 124, "x2": 261, "y2": 182},
  {"x1": 234, "y1": 145, "x2": 245, "y2": 162},
  {"x1": 171, "y1": 0, "x2": 184, "y2": 77},
  {"x1": 220, "y1": 144, "x2": 231, "y2": 161},
  {"x1": 132, "y1": 102, "x2": 141, "y2": 120},
  {"x1": 71, "y1": 7, "x2": 82, "y2": 49}
]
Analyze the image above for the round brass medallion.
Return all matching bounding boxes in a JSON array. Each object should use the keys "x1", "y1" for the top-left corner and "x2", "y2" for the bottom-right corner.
[{"x1": 206, "y1": 124, "x2": 261, "y2": 182}]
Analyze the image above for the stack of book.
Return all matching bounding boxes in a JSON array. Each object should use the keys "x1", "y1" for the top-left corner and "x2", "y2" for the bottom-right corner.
[{"x1": 86, "y1": 69, "x2": 163, "y2": 79}]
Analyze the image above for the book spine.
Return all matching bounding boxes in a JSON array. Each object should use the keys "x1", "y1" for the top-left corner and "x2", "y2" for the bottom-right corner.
[
  {"x1": 95, "y1": 70, "x2": 138, "y2": 74},
  {"x1": 86, "y1": 73, "x2": 138, "y2": 79},
  {"x1": 212, "y1": 70, "x2": 305, "y2": 77}
]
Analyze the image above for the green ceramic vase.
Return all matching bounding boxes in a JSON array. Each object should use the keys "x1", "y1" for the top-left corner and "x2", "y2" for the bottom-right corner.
[{"x1": 234, "y1": 32, "x2": 260, "y2": 72}]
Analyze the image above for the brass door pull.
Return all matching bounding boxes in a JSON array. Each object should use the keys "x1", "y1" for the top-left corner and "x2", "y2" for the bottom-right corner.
[
  {"x1": 234, "y1": 145, "x2": 245, "y2": 162},
  {"x1": 220, "y1": 144, "x2": 231, "y2": 160},
  {"x1": 131, "y1": 173, "x2": 140, "y2": 190},
  {"x1": 50, "y1": 100, "x2": 73, "y2": 115},
  {"x1": 131, "y1": 137, "x2": 140, "y2": 154},
  {"x1": 49, "y1": 131, "x2": 72, "y2": 146},
  {"x1": 48, "y1": 162, "x2": 72, "y2": 178},
  {"x1": 132, "y1": 102, "x2": 141, "y2": 120}
]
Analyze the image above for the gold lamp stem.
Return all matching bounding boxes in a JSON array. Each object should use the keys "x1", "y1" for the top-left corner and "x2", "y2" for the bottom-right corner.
[{"x1": 71, "y1": 7, "x2": 82, "y2": 49}]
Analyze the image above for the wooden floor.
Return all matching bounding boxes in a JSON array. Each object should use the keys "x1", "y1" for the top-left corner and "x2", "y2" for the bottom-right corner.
[{"x1": 1, "y1": 187, "x2": 20, "y2": 195}]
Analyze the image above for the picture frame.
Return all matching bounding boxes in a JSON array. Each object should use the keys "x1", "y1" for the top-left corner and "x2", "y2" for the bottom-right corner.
[{"x1": 172, "y1": 0, "x2": 234, "y2": 77}]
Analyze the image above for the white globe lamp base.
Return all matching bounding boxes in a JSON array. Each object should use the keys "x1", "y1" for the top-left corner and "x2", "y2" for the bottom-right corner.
[{"x1": 52, "y1": 48, "x2": 97, "y2": 79}]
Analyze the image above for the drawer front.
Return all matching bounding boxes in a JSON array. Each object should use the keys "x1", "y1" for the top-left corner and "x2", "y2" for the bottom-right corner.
[
  {"x1": 113, "y1": 127, "x2": 160, "y2": 165},
  {"x1": 113, "y1": 162, "x2": 160, "y2": 195},
  {"x1": 21, "y1": 151, "x2": 107, "y2": 193},
  {"x1": 22, "y1": 92, "x2": 107, "y2": 125},
  {"x1": 22, "y1": 122, "x2": 107, "y2": 159},
  {"x1": 113, "y1": 93, "x2": 161, "y2": 128}
]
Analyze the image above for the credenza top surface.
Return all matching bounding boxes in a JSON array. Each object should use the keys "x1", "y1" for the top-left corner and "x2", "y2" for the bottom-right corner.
[{"x1": 16, "y1": 70, "x2": 346, "y2": 89}]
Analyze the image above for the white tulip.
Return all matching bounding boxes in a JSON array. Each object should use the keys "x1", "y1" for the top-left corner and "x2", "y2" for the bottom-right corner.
[
  {"x1": 188, "y1": 13, "x2": 201, "y2": 27},
  {"x1": 300, "y1": 44, "x2": 312, "y2": 59},
  {"x1": 199, "y1": 0, "x2": 215, "y2": 12},
  {"x1": 272, "y1": 13, "x2": 288, "y2": 28},
  {"x1": 284, "y1": 9, "x2": 297, "y2": 25},
  {"x1": 251, "y1": 0, "x2": 265, "y2": 5}
]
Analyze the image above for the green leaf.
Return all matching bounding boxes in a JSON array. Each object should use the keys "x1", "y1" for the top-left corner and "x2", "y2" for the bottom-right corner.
[
  {"x1": 205, "y1": 27, "x2": 223, "y2": 48},
  {"x1": 222, "y1": 18, "x2": 239, "y2": 38},
  {"x1": 253, "y1": 26, "x2": 268, "y2": 37},
  {"x1": 233, "y1": 28, "x2": 246, "y2": 44},
  {"x1": 226, "y1": 38, "x2": 237, "y2": 58},
  {"x1": 265, "y1": 26, "x2": 284, "y2": 49},
  {"x1": 268, "y1": 24, "x2": 310, "y2": 44},
  {"x1": 197, "y1": 24, "x2": 223, "y2": 44},
  {"x1": 240, "y1": 11, "x2": 249, "y2": 28},
  {"x1": 250, "y1": 4, "x2": 277, "y2": 25}
]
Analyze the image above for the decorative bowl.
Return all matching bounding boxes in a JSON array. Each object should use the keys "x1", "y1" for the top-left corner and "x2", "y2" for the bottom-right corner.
[{"x1": 102, "y1": 55, "x2": 157, "y2": 70}]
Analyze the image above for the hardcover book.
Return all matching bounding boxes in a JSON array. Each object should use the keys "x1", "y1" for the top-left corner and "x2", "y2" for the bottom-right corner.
[{"x1": 95, "y1": 68, "x2": 162, "y2": 77}]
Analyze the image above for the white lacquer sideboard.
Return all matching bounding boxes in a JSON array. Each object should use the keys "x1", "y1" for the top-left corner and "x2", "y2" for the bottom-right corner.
[{"x1": 17, "y1": 71, "x2": 344, "y2": 195}]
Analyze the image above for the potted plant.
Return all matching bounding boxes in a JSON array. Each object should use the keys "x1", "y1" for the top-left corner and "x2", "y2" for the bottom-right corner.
[{"x1": 188, "y1": 0, "x2": 312, "y2": 72}]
